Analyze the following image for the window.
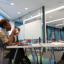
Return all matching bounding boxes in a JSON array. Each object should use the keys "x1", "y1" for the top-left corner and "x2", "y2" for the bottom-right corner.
[{"x1": 0, "y1": 15, "x2": 4, "y2": 20}]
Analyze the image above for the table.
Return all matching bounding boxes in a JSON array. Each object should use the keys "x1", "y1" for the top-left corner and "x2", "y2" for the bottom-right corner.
[{"x1": 6, "y1": 42, "x2": 64, "y2": 49}]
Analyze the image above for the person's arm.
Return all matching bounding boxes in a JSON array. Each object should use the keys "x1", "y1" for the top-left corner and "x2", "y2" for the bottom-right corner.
[{"x1": 5, "y1": 35, "x2": 16, "y2": 45}]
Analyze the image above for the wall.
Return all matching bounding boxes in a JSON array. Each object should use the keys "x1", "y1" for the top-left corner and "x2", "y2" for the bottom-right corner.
[{"x1": 18, "y1": 19, "x2": 42, "y2": 40}]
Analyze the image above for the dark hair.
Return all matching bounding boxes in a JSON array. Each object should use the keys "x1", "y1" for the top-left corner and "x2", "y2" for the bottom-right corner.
[
  {"x1": 16, "y1": 27, "x2": 20, "y2": 31},
  {"x1": 0, "y1": 19, "x2": 11, "y2": 31}
]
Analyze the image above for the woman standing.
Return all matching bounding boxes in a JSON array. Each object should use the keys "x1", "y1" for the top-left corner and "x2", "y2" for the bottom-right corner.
[
  {"x1": 6, "y1": 28, "x2": 31, "y2": 64},
  {"x1": 0, "y1": 19, "x2": 11, "y2": 64}
]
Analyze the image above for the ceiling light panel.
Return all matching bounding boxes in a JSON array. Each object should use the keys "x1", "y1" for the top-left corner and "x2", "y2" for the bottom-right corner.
[
  {"x1": 55, "y1": 23, "x2": 64, "y2": 26},
  {"x1": 25, "y1": 8, "x2": 28, "y2": 10},
  {"x1": 10, "y1": 3, "x2": 14, "y2": 5},
  {"x1": 46, "y1": 18, "x2": 64, "y2": 24},
  {"x1": 17, "y1": 12, "x2": 21, "y2": 14},
  {"x1": 45, "y1": 6, "x2": 64, "y2": 14}
]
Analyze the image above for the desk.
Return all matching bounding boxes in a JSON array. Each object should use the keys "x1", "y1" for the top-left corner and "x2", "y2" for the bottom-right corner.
[
  {"x1": 6, "y1": 42, "x2": 64, "y2": 64},
  {"x1": 6, "y1": 42, "x2": 64, "y2": 49}
]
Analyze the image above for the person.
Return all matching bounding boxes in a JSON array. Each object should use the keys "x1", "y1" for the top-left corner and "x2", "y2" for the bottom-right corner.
[
  {"x1": 0, "y1": 19, "x2": 11, "y2": 64},
  {"x1": 6, "y1": 27, "x2": 31, "y2": 64},
  {"x1": 6, "y1": 27, "x2": 20, "y2": 45},
  {"x1": 0, "y1": 19, "x2": 11, "y2": 46},
  {"x1": 5, "y1": 27, "x2": 20, "y2": 64}
]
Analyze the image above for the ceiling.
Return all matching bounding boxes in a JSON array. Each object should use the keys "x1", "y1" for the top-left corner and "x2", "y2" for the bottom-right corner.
[
  {"x1": 0, "y1": 0, "x2": 64, "y2": 19},
  {"x1": 0, "y1": 0, "x2": 64, "y2": 28},
  {"x1": 46, "y1": 8, "x2": 64, "y2": 28}
]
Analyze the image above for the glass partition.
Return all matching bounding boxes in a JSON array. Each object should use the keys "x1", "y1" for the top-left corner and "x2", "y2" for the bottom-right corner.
[
  {"x1": 14, "y1": 8, "x2": 42, "y2": 43},
  {"x1": 5, "y1": 6, "x2": 64, "y2": 64}
]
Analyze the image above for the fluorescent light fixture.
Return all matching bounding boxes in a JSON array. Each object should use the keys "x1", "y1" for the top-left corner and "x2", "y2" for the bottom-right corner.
[
  {"x1": 45, "y1": 6, "x2": 64, "y2": 14},
  {"x1": 10, "y1": 3, "x2": 14, "y2": 5},
  {"x1": 24, "y1": 14, "x2": 41, "y2": 21},
  {"x1": 46, "y1": 18, "x2": 64, "y2": 24},
  {"x1": 17, "y1": 12, "x2": 21, "y2": 14},
  {"x1": 55, "y1": 23, "x2": 64, "y2": 26},
  {"x1": 24, "y1": 6, "x2": 64, "y2": 22},
  {"x1": 25, "y1": 8, "x2": 28, "y2": 10}
]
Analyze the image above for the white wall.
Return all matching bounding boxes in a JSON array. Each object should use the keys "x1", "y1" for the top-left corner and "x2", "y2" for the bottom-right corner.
[
  {"x1": 25, "y1": 20, "x2": 42, "y2": 39},
  {"x1": 19, "y1": 19, "x2": 42, "y2": 40}
]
